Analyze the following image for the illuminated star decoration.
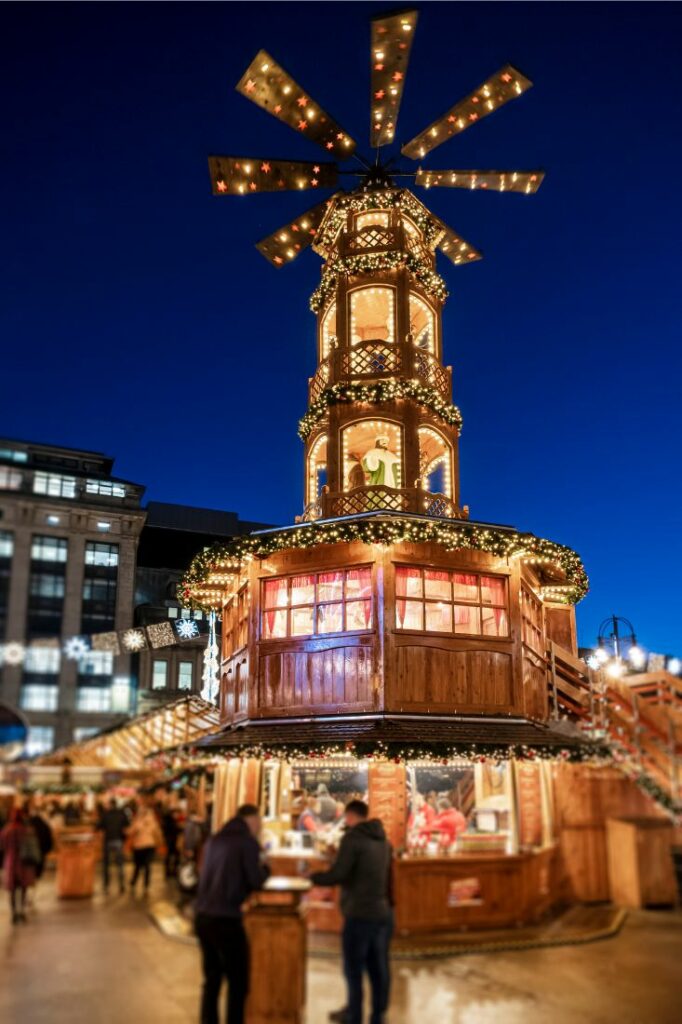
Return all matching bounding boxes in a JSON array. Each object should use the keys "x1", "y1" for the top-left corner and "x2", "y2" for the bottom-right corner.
[
  {"x1": 121, "y1": 628, "x2": 147, "y2": 652},
  {"x1": 63, "y1": 636, "x2": 91, "y2": 661},
  {"x1": 1, "y1": 642, "x2": 26, "y2": 666},
  {"x1": 175, "y1": 618, "x2": 200, "y2": 640}
]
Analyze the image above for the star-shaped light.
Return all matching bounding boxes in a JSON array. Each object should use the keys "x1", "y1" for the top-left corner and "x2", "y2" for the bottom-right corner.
[
  {"x1": 296, "y1": 96, "x2": 308, "y2": 107},
  {"x1": 326, "y1": 142, "x2": 334, "y2": 150},
  {"x1": 245, "y1": 79, "x2": 256, "y2": 93},
  {"x1": 297, "y1": 120, "x2": 307, "y2": 131},
  {"x1": 261, "y1": 162, "x2": 271, "y2": 173},
  {"x1": 216, "y1": 180, "x2": 227, "y2": 192},
  {"x1": 274, "y1": 104, "x2": 282, "y2": 114},
  {"x1": 392, "y1": 72, "x2": 403, "y2": 82},
  {"x1": 375, "y1": 89, "x2": 385, "y2": 100},
  {"x1": 313, "y1": 165, "x2": 320, "y2": 173},
  {"x1": 311, "y1": 178, "x2": 318, "y2": 186},
  {"x1": 374, "y1": 63, "x2": 384, "y2": 71}
]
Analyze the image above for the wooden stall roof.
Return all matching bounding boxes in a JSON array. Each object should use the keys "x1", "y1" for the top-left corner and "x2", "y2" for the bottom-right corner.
[
  {"x1": 35, "y1": 696, "x2": 222, "y2": 770},
  {"x1": 199, "y1": 713, "x2": 596, "y2": 753}
]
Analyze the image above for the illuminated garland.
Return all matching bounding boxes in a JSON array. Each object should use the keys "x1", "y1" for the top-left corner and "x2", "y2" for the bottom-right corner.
[
  {"x1": 310, "y1": 250, "x2": 448, "y2": 312},
  {"x1": 180, "y1": 515, "x2": 589, "y2": 609},
  {"x1": 298, "y1": 379, "x2": 463, "y2": 440},
  {"x1": 317, "y1": 189, "x2": 442, "y2": 252}
]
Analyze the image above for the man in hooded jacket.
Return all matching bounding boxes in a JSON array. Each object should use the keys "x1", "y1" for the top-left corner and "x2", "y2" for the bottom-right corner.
[
  {"x1": 310, "y1": 799, "x2": 392, "y2": 1024},
  {"x1": 195, "y1": 804, "x2": 270, "y2": 1024}
]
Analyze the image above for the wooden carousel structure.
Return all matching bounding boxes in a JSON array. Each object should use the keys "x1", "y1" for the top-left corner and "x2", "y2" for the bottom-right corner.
[{"x1": 182, "y1": 10, "x2": 675, "y2": 939}]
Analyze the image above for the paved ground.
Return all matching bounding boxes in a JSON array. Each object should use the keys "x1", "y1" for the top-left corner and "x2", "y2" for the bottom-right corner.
[{"x1": 0, "y1": 872, "x2": 680, "y2": 1024}]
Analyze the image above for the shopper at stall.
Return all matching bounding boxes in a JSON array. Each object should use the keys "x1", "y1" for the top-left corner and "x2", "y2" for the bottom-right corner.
[
  {"x1": 161, "y1": 806, "x2": 182, "y2": 879},
  {"x1": 194, "y1": 803, "x2": 270, "y2": 1024},
  {"x1": 310, "y1": 799, "x2": 392, "y2": 1024},
  {"x1": 0, "y1": 807, "x2": 39, "y2": 924},
  {"x1": 128, "y1": 802, "x2": 162, "y2": 895},
  {"x1": 430, "y1": 798, "x2": 467, "y2": 848},
  {"x1": 27, "y1": 805, "x2": 53, "y2": 882},
  {"x1": 97, "y1": 798, "x2": 129, "y2": 894},
  {"x1": 296, "y1": 796, "x2": 321, "y2": 833}
]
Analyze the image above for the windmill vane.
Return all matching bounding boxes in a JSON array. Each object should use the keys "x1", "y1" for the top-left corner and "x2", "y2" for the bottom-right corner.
[{"x1": 209, "y1": 8, "x2": 544, "y2": 268}]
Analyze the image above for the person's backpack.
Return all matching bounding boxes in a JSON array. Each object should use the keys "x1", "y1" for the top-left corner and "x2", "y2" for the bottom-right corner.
[{"x1": 19, "y1": 827, "x2": 41, "y2": 867}]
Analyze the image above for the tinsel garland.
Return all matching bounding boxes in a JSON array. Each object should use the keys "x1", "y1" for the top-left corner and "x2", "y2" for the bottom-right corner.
[
  {"x1": 180, "y1": 515, "x2": 589, "y2": 609},
  {"x1": 310, "y1": 250, "x2": 448, "y2": 313},
  {"x1": 298, "y1": 379, "x2": 463, "y2": 441}
]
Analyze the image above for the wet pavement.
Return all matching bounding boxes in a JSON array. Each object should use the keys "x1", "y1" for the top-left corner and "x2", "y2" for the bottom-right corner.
[{"x1": 0, "y1": 871, "x2": 680, "y2": 1023}]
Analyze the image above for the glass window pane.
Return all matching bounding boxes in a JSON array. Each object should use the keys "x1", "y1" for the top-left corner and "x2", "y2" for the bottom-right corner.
[
  {"x1": 397, "y1": 600, "x2": 423, "y2": 630},
  {"x1": 481, "y1": 576, "x2": 506, "y2": 606},
  {"x1": 291, "y1": 606, "x2": 314, "y2": 636},
  {"x1": 291, "y1": 574, "x2": 315, "y2": 605},
  {"x1": 425, "y1": 602, "x2": 453, "y2": 633},
  {"x1": 317, "y1": 603, "x2": 343, "y2": 634},
  {"x1": 424, "y1": 570, "x2": 451, "y2": 601},
  {"x1": 178, "y1": 662, "x2": 193, "y2": 690},
  {"x1": 452, "y1": 573, "x2": 478, "y2": 602},
  {"x1": 152, "y1": 661, "x2": 168, "y2": 689},
  {"x1": 482, "y1": 606, "x2": 510, "y2": 638},
  {"x1": 262, "y1": 609, "x2": 287, "y2": 639},
  {"x1": 346, "y1": 600, "x2": 372, "y2": 631},
  {"x1": 345, "y1": 567, "x2": 371, "y2": 599},
  {"x1": 317, "y1": 571, "x2": 343, "y2": 602},
  {"x1": 454, "y1": 605, "x2": 480, "y2": 634},
  {"x1": 264, "y1": 578, "x2": 288, "y2": 608},
  {"x1": 396, "y1": 567, "x2": 423, "y2": 599}
]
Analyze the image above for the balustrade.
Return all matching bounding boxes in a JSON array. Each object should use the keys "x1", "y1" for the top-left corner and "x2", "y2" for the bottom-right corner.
[{"x1": 413, "y1": 349, "x2": 451, "y2": 399}]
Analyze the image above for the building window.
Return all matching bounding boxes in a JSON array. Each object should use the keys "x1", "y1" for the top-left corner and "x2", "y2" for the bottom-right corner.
[
  {"x1": 33, "y1": 472, "x2": 77, "y2": 499},
  {"x1": 85, "y1": 480, "x2": 126, "y2": 498},
  {"x1": 167, "y1": 607, "x2": 179, "y2": 619},
  {"x1": 0, "y1": 448, "x2": 28, "y2": 463},
  {"x1": 30, "y1": 574, "x2": 66, "y2": 599},
  {"x1": 178, "y1": 662, "x2": 193, "y2": 691},
  {"x1": 152, "y1": 660, "x2": 168, "y2": 690},
  {"x1": 82, "y1": 578, "x2": 118, "y2": 604},
  {"x1": 261, "y1": 567, "x2": 372, "y2": 640},
  {"x1": 418, "y1": 426, "x2": 453, "y2": 500},
  {"x1": 20, "y1": 685, "x2": 59, "y2": 712},
  {"x1": 26, "y1": 726, "x2": 55, "y2": 757},
  {"x1": 341, "y1": 420, "x2": 402, "y2": 491},
  {"x1": 395, "y1": 567, "x2": 510, "y2": 637},
  {"x1": 409, "y1": 293, "x2": 437, "y2": 354},
  {"x1": 96, "y1": 521, "x2": 111, "y2": 532},
  {"x1": 320, "y1": 301, "x2": 337, "y2": 360},
  {"x1": 307, "y1": 434, "x2": 328, "y2": 505},
  {"x1": 0, "y1": 467, "x2": 23, "y2": 490},
  {"x1": 31, "y1": 536, "x2": 68, "y2": 562},
  {"x1": 24, "y1": 646, "x2": 61, "y2": 673},
  {"x1": 85, "y1": 542, "x2": 119, "y2": 567},
  {"x1": 74, "y1": 727, "x2": 99, "y2": 742},
  {"x1": 0, "y1": 530, "x2": 12, "y2": 636},
  {"x1": 77, "y1": 687, "x2": 112, "y2": 712},
  {"x1": 79, "y1": 651, "x2": 114, "y2": 677},
  {"x1": 349, "y1": 286, "x2": 395, "y2": 346},
  {"x1": 0, "y1": 531, "x2": 14, "y2": 559},
  {"x1": 46, "y1": 515, "x2": 61, "y2": 525}
]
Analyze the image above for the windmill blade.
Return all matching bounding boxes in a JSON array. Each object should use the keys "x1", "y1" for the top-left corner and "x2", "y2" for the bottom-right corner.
[
  {"x1": 256, "y1": 197, "x2": 335, "y2": 267},
  {"x1": 236, "y1": 50, "x2": 356, "y2": 157},
  {"x1": 401, "y1": 65, "x2": 533, "y2": 160},
  {"x1": 433, "y1": 218, "x2": 483, "y2": 266},
  {"x1": 416, "y1": 168, "x2": 544, "y2": 194},
  {"x1": 370, "y1": 9, "x2": 418, "y2": 148},
  {"x1": 209, "y1": 156, "x2": 337, "y2": 196}
]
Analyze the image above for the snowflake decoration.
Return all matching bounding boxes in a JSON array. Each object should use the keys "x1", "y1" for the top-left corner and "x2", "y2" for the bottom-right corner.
[
  {"x1": 175, "y1": 618, "x2": 200, "y2": 640},
  {"x1": 1, "y1": 642, "x2": 26, "y2": 666},
  {"x1": 63, "y1": 636, "x2": 91, "y2": 661},
  {"x1": 121, "y1": 629, "x2": 147, "y2": 652}
]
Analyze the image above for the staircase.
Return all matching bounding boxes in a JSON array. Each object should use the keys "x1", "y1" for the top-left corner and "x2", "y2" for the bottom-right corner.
[{"x1": 546, "y1": 642, "x2": 682, "y2": 814}]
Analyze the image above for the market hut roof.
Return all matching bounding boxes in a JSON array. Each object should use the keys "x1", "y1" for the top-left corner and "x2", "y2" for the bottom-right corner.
[{"x1": 34, "y1": 696, "x2": 221, "y2": 770}]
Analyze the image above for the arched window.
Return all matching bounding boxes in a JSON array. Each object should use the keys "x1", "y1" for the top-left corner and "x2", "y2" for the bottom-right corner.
[
  {"x1": 349, "y1": 287, "x2": 395, "y2": 346},
  {"x1": 307, "y1": 434, "x2": 328, "y2": 505},
  {"x1": 342, "y1": 420, "x2": 402, "y2": 491},
  {"x1": 355, "y1": 211, "x2": 390, "y2": 231},
  {"x1": 320, "y1": 302, "x2": 337, "y2": 360},
  {"x1": 418, "y1": 426, "x2": 453, "y2": 498},
  {"x1": 409, "y1": 294, "x2": 436, "y2": 354}
]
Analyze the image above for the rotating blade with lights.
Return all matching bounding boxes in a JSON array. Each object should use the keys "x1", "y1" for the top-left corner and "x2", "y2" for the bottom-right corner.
[{"x1": 209, "y1": 9, "x2": 544, "y2": 265}]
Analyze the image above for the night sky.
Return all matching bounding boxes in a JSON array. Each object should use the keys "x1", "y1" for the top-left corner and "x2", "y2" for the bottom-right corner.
[{"x1": 3, "y1": 3, "x2": 681, "y2": 653}]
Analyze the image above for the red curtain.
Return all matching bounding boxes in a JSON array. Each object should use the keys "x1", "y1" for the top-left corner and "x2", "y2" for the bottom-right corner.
[
  {"x1": 264, "y1": 577, "x2": 288, "y2": 637},
  {"x1": 396, "y1": 567, "x2": 422, "y2": 628},
  {"x1": 346, "y1": 568, "x2": 372, "y2": 627}
]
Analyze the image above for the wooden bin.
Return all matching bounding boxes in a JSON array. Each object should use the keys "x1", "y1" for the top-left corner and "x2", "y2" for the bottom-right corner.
[
  {"x1": 606, "y1": 817, "x2": 676, "y2": 908},
  {"x1": 245, "y1": 877, "x2": 310, "y2": 1024},
  {"x1": 56, "y1": 831, "x2": 98, "y2": 898}
]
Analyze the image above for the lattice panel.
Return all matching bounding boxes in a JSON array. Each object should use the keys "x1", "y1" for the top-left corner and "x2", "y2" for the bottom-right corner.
[
  {"x1": 348, "y1": 228, "x2": 396, "y2": 252},
  {"x1": 309, "y1": 360, "x2": 331, "y2": 402},
  {"x1": 424, "y1": 494, "x2": 465, "y2": 519},
  {"x1": 333, "y1": 487, "x2": 409, "y2": 516},
  {"x1": 414, "y1": 351, "x2": 450, "y2": 398},
  {"x1": 302, "y1": 501, "x2": 323, "y2": 522},
  {"x1": 343, "y1": 342, "x2": 401, "y2": 377}
]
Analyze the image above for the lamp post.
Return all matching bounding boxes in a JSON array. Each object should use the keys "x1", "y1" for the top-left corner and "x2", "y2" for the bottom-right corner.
[{"x1": 588, "y1": 615, "x2": 645, "y2": 678}]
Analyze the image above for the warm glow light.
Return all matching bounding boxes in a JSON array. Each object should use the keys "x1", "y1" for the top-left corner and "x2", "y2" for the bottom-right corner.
[
  {"x1": 594, "y1": 647, "x2": 609, "y2": 664},
  {"x1": 606, "y1": 660, "x2": 625, "y2": 679},
  {"x1": 628, "y1": 645, "x2": 646, "y2": 669}
]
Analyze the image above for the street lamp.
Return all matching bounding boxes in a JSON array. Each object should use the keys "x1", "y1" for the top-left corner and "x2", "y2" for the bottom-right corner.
[{"x1": 586, "y1": 615, "x2": 645, "y2": 677}]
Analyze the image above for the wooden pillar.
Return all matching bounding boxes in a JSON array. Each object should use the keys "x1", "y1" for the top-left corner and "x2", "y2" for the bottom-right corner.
[
  {"x1": 244, "y1": 886, "x2": 308, "y2": 1024},
  {"x1": 368, "y1": 761, "x2": 407, "y2": 851}
]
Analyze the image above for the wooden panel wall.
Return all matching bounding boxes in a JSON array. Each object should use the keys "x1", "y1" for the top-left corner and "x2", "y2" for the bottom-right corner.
[
  {"x1": 257, "y1": 641, "x2": 376, "y2": 716},
  {"x1": 390, "y1": 644, "x2": 513, "y2": 711},
  {"x1": 553, "y1": 763, "x2": 666, "y2": 902}
]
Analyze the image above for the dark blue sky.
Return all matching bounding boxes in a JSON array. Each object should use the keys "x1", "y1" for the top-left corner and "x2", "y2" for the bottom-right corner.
[{"x1": 3, "y1": 3, "x2": 681, "y2": 653}]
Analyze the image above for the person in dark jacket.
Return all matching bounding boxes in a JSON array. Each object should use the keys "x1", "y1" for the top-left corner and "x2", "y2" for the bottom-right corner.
[
  {"x1": 161, "y1": 807, "x2": 181, "y2": 878},
  {"x1": 97, "y1": 798, "x2": 129, "y2": 894},
  {"x1": 194, "y1": 804, "x2": 270, "y2": 1024},
  {"x1": 310, "y1": 800, "x2": 392, "y2": 1024}
]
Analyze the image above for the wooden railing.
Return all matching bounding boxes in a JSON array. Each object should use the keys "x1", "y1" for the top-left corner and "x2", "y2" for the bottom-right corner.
[
  {"x1": 341, "y1": 340, "x2": 402, "y2": 379},
  {"x1": 412, "y1": 349, "x2": 451, "y2": 400},
  {"x1": 547, "y1": 646, "x2": 681, "y2": 808}
]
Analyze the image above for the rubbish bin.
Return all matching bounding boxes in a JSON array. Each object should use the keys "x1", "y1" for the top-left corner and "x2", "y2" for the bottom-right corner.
[{"x1": 56, "y1": 829, "x2": 98, "y2": 898}]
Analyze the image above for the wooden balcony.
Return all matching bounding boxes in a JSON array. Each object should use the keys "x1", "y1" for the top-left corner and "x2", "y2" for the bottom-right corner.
[
  {"x1": 302, "y1": 486, "x2": 469, "y2": 521},
  {"x1": 308, "y1": 343, "x2": 451, "y2": 403}
]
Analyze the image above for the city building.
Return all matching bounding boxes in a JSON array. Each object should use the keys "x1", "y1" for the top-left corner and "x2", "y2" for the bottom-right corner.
[{"x1": 0, "y1": 440, "x2": 272, "y2": 752}]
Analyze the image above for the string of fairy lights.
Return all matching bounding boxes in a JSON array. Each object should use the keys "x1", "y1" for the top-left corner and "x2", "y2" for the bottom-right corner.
[{"x1": 310, "y1": 250, "x2": 448, "y2": 313}]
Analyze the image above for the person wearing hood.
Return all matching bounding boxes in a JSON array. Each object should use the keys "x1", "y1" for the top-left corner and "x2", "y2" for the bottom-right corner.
[
  {"x1": 310, "y1": 799, "x2": 392, "y2": 1024},
  {"x1": 194, "y1": 804, "x2": 270, "y2": 1024}
]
